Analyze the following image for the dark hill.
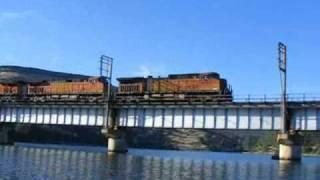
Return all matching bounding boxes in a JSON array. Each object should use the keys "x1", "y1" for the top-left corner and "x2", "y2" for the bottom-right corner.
[{"x1": 0, "y1": 66, "x2": 89, "y2": 84}]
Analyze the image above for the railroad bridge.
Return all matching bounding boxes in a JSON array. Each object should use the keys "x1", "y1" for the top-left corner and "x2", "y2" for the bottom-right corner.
[
  {"x1": 1, "y1": 95, "x2": 320, "y2": 130},
  {"x1": 0, "y1": 96, "x2": 320, "y2": 152},
  {"x1": 0, "y1": 43, "x2": 313, "y2": 160}
]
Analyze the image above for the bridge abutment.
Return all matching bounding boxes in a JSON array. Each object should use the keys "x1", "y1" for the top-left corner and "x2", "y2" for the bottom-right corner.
[{"x1": 276, "y1": 131, "x2": 304, "y2": 161}]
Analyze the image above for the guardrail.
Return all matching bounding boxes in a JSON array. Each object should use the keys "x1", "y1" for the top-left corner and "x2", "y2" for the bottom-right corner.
[
  {"x1": 2, "y1": 93, "x2": 320, "y2": 104},
  {"x1": 233, "y1": 93, "x2": 320, "y2": 103}
]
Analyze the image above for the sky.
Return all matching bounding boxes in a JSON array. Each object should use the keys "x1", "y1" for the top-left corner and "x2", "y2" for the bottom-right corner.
[{"x1": 0, "y1": 0, "x2": 319, "y2": 96}]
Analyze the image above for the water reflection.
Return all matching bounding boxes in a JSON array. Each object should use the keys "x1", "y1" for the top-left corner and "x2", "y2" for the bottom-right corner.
[{"x1": 0, "y1": 145, "x2": 319, "y2": 179}]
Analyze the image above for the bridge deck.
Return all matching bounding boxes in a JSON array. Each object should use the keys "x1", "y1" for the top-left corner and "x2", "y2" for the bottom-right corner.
[
  {"x1": 0, "y1": 101, "x2": 319, "y2": 131},
  {"x1": 0, "y1": 105, "x2": 106, "y2": 126}
]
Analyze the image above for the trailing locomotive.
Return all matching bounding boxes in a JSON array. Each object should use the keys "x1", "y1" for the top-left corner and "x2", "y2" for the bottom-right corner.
[
  {"x1": 0, "y1": 72, "x2": 233, "y2": 102},
  {"x1": 117, "y1": 72, "x2": 232, "y2": 102},
  {"x1": 0, "y1": 84, "x2": 18, "y2": 96},
  {"x1": 27, "y1": 77, "x2": 106, "y2": 95},
  {"x1": 0, "y1": 77, "x2": 108, "y2": 102}
]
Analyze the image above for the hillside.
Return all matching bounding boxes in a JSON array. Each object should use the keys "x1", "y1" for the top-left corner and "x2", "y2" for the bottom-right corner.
[{"x1": 0, "y1": 66, "x2": 89, "y2": 84}]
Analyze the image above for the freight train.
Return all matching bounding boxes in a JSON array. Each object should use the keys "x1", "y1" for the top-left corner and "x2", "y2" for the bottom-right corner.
[
  {"x1": 0, "y1": 77, "x2": 108, "y2": 102},
  {"x1": 0, "y1": 72, "x2": 233, "y2": 103},
  {"x1": 117, "y1": 72, "x2": 233, "y2": 102}
]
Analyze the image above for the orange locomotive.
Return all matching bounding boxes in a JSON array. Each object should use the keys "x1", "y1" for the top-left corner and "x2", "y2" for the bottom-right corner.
[
  {"x1": 0, "y1": 84, "x2": 18, "y2": 95},
  {"x1": 27, "y1": 77, "x2": 106, "y2": 95},
  {"x1": 117, "y1": 72, "x2": 232, "y2": 97},
  {"x1": 0, "y1": 77, "x2": 107, "y2": 101}
]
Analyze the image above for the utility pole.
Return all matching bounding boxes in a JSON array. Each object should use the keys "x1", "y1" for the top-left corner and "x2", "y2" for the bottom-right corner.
[
  {"x1": 278, "y1": 42, "x2": 288, "y2": 133},
  {"x1": 100, "y1": 55, "x2": 113, "y2": 129}
]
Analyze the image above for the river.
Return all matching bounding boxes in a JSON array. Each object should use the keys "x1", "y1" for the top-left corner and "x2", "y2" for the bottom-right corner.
[{"x1": 0, "y1": 144, "x2": 319, "y2": 180}]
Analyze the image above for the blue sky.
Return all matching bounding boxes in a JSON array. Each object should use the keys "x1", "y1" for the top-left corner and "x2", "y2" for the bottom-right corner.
[{"x1": 0, "y1": 0, "x2": 319, "y2": 96}]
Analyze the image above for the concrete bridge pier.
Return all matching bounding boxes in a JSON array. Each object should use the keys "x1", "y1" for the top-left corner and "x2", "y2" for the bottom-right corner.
[
  {"x1": 0, "y1": 126, "x2": 10, "y2": 144},
  {"x1": 276, "y1": 130, "x2": 304, "y2": 161},
  {"x1": 0, "y1": 124, "x2": 15, "y2": 145},
  {"x1": 101, "y1": 128, "x2": 127, "y2": 153},
  {"x1": 101, "y1": 109, "x2": 127, "y2": 153}
]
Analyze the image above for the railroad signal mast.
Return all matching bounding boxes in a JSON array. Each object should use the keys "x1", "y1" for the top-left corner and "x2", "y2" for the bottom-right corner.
[
  {"x1": 100, "y1": 56, "x2": 127, "y2": 153},
  {"x1": 275, "y1": 42, "x2": 304, "y2": 161},
  {"x1": 100, "y1": 55, "x2": 113, "y2": 128},
  {"x1": 278, "y1": 42, "x2": 288, "y2": 133}
]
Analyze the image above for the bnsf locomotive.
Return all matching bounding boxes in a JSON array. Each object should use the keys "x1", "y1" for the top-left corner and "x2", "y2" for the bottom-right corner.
[
  {"x1": 0, "y1": 77, "x2": 107, "y2": 102},
  {"x1": 117, "y1": 72, "x2": 232, "y2": 101}
]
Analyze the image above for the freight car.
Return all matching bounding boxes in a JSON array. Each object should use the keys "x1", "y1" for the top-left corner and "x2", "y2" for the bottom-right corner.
[{"x1": 117, "y1": 72, "x2": 233, "y2": 102}]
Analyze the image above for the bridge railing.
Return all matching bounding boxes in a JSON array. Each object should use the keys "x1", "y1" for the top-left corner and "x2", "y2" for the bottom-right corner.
[
  {"x1": 233, "y1": 93, "x2": 320, "y2": 103},
  {"x1": 1, "y1": 93, "x2": 320, "y2": 104}
]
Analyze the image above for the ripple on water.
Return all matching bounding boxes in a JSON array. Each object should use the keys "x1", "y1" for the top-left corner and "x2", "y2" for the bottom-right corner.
[{"x1": 0, "y1": 144, "x2": 319, "y2": 180}]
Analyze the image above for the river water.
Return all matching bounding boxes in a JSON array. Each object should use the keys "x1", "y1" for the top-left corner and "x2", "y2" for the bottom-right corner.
[{"x1": 0, "y1": 144, "x2": 319, "y2": 180}]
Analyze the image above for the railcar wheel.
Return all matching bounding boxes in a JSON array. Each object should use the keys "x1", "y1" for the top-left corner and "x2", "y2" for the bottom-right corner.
[{"x1": 88, "y1": 97, "x2": 96, "y2": 102}]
